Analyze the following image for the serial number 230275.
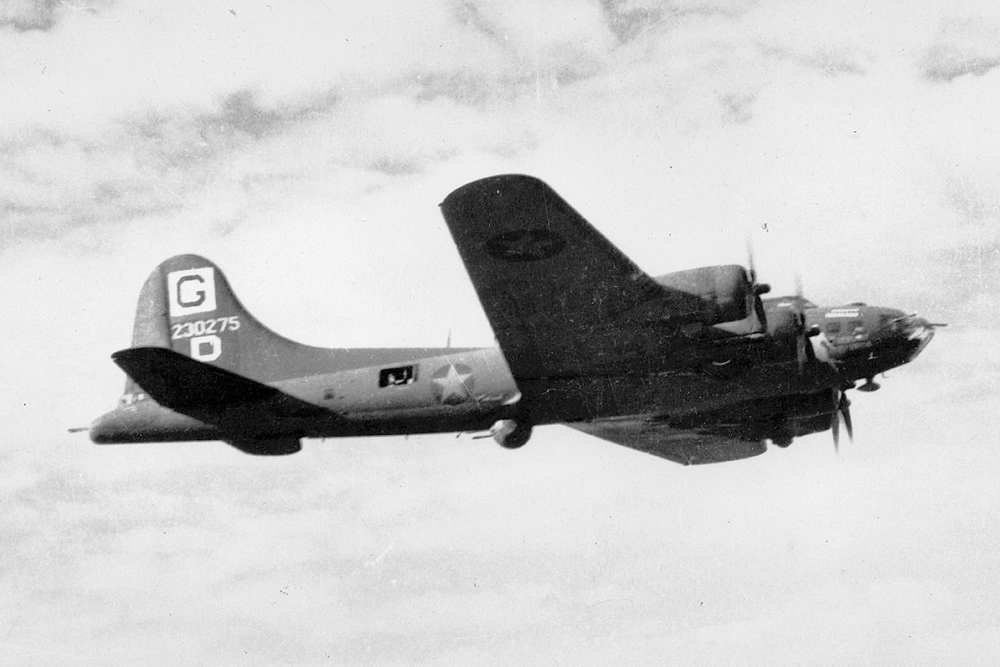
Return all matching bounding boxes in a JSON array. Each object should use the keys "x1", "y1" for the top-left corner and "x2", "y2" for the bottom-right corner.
[{"x1": 171, "y1": 316, "x2": 241, "y2": 340}]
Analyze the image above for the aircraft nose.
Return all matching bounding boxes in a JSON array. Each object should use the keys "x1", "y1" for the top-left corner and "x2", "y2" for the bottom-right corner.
[
  {"x1": 900, "y1": 315, "x2": 936, "y2": 358},
  {"x1": 905, "y1": 315, "x2": 931, "y2": 337}
]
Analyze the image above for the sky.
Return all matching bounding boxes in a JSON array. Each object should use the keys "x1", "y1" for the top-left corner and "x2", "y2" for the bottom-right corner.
[{"x1": 2, "y1": 0, "x2": 999, "y2": 664}]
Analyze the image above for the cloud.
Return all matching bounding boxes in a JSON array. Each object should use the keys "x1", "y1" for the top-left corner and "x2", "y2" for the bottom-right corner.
[
  {"x1": 0, "y1": 1, "x2": 608, "y2": 249},
  {"x1": 921, "y1": 15, "x2": 1000, "y2": 81},
  {"x1": 601, "y1": 0, "x2": 668, "y2": 44},
  {"x1": 0, "y1": 0, "x2": 119, "y2": 32},
  {"x1": 0, "y1": 127, "x2": 187, "y2": 245},
  {"x1": 0, "y1": 90, "x2": 540, "y2": 250},
  {"x1": 1, "y1": 0, "x2": 60, "y2": 31},
  {"x1": 3, "y1": 1, "x2": 1000, "y2": 665}
]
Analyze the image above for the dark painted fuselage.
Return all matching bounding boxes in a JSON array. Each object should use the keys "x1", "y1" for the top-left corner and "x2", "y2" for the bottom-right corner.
[
  {"x1": 87, "y1": 174, "x2": 938, "y2": 459},
  {"x1": 90, "y1": 300, "x2": 933, "y2": 446}
]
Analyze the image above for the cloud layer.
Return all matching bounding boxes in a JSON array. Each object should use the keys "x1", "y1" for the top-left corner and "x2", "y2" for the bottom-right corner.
[{"x1": 3, "y1": 1, "x2": 1000, "y2": 665}]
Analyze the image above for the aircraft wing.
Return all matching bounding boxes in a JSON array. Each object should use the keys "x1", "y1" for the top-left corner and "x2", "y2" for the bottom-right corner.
[
  {"x1": 569, "y1": 419, "x2": 768, "y2": 466},
  {"x1": 440, "y1": 175, "x2": 710, "y2": 380}
]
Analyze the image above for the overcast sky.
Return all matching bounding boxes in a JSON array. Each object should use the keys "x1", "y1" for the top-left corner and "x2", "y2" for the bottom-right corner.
[{"x1": 2, "y1": 1, "x2": 999, "y2": 665}]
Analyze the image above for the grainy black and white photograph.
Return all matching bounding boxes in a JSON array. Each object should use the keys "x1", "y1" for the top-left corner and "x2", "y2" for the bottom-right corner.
[{"x1": 2, "y1": 1, "x2": 999, "y2": 665}]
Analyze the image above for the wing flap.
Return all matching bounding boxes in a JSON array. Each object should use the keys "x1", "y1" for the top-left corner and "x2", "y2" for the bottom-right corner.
[{"x1": 570, "y1": 419, "x2": 767, "y2": 465}]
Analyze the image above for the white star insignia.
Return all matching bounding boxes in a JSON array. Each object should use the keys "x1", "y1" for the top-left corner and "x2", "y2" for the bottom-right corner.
[{"x1": 432, "y1": 364, "x2": 473, "y2": 404}]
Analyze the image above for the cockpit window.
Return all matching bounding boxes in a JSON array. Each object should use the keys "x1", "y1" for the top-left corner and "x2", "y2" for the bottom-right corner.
[
  {"x1": 825, "y1": 322, "x2": 842, "y2": 335},
  {"x1": 848, "y1": 319, "x2": 865, "y2": 335}
]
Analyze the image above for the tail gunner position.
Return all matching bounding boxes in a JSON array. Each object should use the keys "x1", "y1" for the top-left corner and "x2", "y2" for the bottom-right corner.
[{"x1": 84, "y1": 175, "x2": 941, "y2": 464}]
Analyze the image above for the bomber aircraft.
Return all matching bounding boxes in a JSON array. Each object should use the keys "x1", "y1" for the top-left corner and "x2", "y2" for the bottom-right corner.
[{"x1": 85, "y1": 175, "x2": 940, "y2": 464}]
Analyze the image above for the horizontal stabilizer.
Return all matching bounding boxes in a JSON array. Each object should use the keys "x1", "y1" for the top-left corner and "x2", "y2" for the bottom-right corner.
[{"x1": 113, "y1": 347, "x2": 279, "y2": 410}]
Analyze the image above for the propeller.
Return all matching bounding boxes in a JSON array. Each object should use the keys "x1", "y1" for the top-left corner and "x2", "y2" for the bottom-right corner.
[
  {"x1": 744, "y1": 240, "x2": 815, "y2": 373},
  {"x1": 791, "y1": 273, "x2": 812, "y2": 373},
  {"x1": 830, "y1": 388, "x2": 853, "y2": 453},
  {"x1": 745, "y1": 238, "x2": 771, "y2": 333}
]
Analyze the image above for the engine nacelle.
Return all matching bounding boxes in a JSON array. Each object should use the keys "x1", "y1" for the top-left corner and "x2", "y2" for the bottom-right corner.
[
  {"x1": 490, "y1": 419, "x2": 532, "y2": 449},
  {"x1": 654, "y1": 264, "x2": 751, "y2": 324}
]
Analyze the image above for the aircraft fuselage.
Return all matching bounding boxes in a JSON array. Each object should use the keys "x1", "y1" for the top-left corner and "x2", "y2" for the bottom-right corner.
[
  {"x1": 87, "y1": 175, "x2": 939, "y2": 462},
  {"x1": 90, "y1": 302, "x2": 933, "y2": 446}
]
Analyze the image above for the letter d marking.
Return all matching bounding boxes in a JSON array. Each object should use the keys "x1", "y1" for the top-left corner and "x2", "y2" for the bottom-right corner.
[{"x1": 191, "y1": 335, "x2": 222, "y2": 362}]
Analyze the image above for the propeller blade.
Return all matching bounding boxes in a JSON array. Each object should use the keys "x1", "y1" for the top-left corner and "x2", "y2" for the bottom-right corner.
[
  {"x1": 792, "y1": 273, "x2": 812, "y2": 374},
  {"x1": 831, "y1": 408, "x2": 840, "y2": 452},
  {"x1": 745, "y1": 234, "x2": 757, "y2": 282},
  {"x1": 797, "y1": 335, "x2": 808, "y2": 374},
  {"x1": 755, "y1": 297, "x2": 769, "y2": 333},
  {"x1": 830, "y1": 389, "x2": 854, "y2": 454},
  {"x1": 745, "y1": 237, "x2": 770, "y2": 333},
  {"x1": 840, "y1": 393, "x2": 854, "y2": 442}
]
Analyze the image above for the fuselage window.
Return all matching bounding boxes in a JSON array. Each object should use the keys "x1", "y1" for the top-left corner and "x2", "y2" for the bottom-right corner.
[
  {"x1": 848, "y1": 319, "x2": 865, "y2": 337},
  {"x1": 379, "y1": 365, "x2": 416, "y2": 387},
  {"x1": 825, "y1": 322, "x2": 842, "y2": 335}
]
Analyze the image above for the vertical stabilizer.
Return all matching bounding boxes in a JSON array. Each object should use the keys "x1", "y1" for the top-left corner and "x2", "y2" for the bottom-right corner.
[
  {"x1": 130, "y1": 255, "x2": 245, "y2": 374},
  {"x1": 125, "y1": 255, "x2": 328, "y2": 391},
  {"x1": 119, "y1": 254, "x2": 458, "y2": 401}
]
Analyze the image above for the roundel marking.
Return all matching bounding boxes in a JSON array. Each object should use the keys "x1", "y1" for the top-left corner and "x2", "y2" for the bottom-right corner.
[
  {"x1": 430, "y1": 363, "x2": 475, "y2": 405},
  {"x1": 485, "y1": 229, "x2": 566, "y2": 262}
]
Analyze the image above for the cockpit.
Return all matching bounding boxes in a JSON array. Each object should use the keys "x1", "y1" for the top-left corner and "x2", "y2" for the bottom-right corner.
[
  {"x1": 767, "y1": 296, "x2": 817, "y2": 309},
  {"x1": 823, "y1": 317, "x2": 867, "y2": 342},
  {"x1": 819, "y1": 305, "x2": 883, "y2": 345}
]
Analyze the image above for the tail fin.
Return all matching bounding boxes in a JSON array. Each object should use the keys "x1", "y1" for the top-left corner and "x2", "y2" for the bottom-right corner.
[
  {"x1": 125, "y1": 255, "x2": 329, "y2": 392},
  {"x1": 120, "y1": 254, "x2": 454, "y2": 400}
]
